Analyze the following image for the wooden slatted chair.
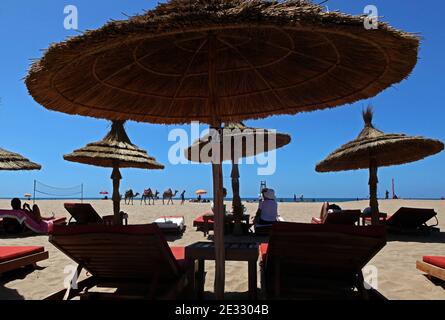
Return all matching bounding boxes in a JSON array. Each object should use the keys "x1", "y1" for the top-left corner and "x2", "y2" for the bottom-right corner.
[
  {"x1": 45, "y1": 224, "x2": 192, "y2": 300},
  {"x1": 260, "y1": 222, "x2": 387, "y2": 299}
]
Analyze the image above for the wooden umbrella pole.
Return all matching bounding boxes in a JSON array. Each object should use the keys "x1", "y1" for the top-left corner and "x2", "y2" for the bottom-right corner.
[
  {"x1": 231, "y1": 162, "x2": 243, "y2": 236},
  {"x1": 208, "y1": 32, "x2": 225, "y2": 300},
  {"x1": 369, "y1": 159, "x2": 380, "y2": 225},
  {"x1": 111, "y1": 166, "x2": 122, "y2": 225}
]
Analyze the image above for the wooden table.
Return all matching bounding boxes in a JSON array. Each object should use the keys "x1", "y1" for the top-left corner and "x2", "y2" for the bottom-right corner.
[{"x1": 185, "y1": 242, "x2": 259, "y2": 300}]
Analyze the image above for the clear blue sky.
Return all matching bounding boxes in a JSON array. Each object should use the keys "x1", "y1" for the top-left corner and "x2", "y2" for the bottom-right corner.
[{"x1": 0, "y1": 0, "x2": 444, "y2": 199}]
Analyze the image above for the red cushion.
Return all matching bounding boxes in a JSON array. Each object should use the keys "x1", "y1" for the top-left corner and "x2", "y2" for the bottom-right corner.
[
  {"x1": 259, "y1": 243, "x2": 269, "y2": 262},
  {"x1": 423, "y1": 256, "x2": 445, "y2": 269},
  {"x1": 363, "y1": 215, "x2": 390, "y2": 222},
  {"x1": 193, "y1": 215, "x2": 214, "y2": 226},
  {"x1": 170, "y1": 247, "x2": 186, "y2": 269},
  {"x1": 0, "y1": 246, "x2": 44, "y2": 263}
]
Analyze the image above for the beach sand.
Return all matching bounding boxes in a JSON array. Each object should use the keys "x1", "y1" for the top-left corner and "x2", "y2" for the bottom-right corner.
[{"x1": 1, "y1": 199, "x2": 444, "y2": 300}]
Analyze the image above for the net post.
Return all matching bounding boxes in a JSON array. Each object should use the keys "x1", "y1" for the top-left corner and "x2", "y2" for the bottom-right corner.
[{"x1": 33, "y1": 180, "x2": 36, "y2": 204}]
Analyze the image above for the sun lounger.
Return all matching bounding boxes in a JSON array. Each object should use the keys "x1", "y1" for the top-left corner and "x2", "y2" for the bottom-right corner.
[
  {"x1": 260, "y1": 222, "x2": 387, "y2": 299},
  {"x1": 45, "y1": 224, "x2": 192, "y2": 300},
  {"x1": 0, "y1": 210, "x2": 66, "y2": 234},
  {"x1": 154, "y1": 216, "x2": 186, "y2": 235},
  {"x1": 193, "y1": 212, "x2": 214, "y2": 232},
  {"x1": 311, "y1": 210, "x2": 361, "y2": 225},
  {"x1": 64, "y1": 203, "x2": 104, "y2": 225},
  {"x1": 363, "y1": 207, "x2": 439, "y2": 233},
  {"x1": 416, "y1": 256, "x2": 445, "y2": 282},
  {"x1": 0, "y1": 246, "x2": 49, "y2": 276},
  {"x1": 193, "y1": 212, "x2": 250, "y2": 236}
]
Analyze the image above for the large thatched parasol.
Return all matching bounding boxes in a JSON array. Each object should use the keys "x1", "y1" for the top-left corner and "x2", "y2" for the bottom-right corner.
[
  {"x1": 64, "y1": 121, "x2": 164, "y2": 224},
  {"x1": 316, "y1": 108, "x2": 444, "y2": 225},
  {"x1": 0, "y1": 148, "x2": 41, "y2": 171},
  {"x1": 184, "y1": 122, "x2": 291, "y2": 234},
  {"x1": 26, "y1": 0, "x2": 419, "y2": 299}
]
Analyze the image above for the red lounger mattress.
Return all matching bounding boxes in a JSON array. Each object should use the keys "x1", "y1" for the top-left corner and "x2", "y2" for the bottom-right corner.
[
  {"x1": 423, "y1": 256, "x2": 445, "y2": 269},
  {"x1": 193, "y1": 215, "x2": 214, "y2": 227},
  {"x1": 0, "y1": 246, "x2": 44, "y2": 263}
]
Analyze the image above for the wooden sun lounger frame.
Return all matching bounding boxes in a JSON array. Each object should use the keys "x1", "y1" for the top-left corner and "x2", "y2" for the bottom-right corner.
[
  {"x1": 44, "y1": 224, "x2": 192, "y2": 300},
  {"x1": 260, "y1": 223, "x2": 387, "y2": 300},
  {"x1": 416, "y1": 260, "x2": 445, "y2": 282},
  {"x1": 0, "y1": 250, "x2": 49, "y2": 276}
]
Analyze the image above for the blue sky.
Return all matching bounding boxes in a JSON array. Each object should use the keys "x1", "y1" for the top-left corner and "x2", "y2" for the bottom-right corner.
[{"x1": 0, "y1": 0, "x2": 444, "y2": 199}]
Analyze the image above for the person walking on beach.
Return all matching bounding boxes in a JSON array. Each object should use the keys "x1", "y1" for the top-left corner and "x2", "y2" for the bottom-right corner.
[
  {"x1": 385, "y1": 190, "x2": 390, "y2": 199},
  {"x1": 180, "y1": 190, "x2": 186, "y2": 205}
]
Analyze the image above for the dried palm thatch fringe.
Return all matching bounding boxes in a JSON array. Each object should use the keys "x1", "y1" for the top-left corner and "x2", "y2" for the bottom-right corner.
[
  {"x1": 0, "y1": 148, "x2": 41, "y2": 171},
  {"x1": 316, "y1": 107, "x2": 444, "y2": 172},
  {"x1": 184, "y1": 122, "x2": 291, "y2": 162},
  {"x1": 26, "y1": 0, "x2": 419, "y2": 124},
  {"x1": 64, "y1": 121, "x2": 164, "y2": 169}
]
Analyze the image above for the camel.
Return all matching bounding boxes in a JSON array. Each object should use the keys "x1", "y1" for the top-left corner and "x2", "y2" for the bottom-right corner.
[
  {"x1": 141, "y1": 188, "x2": 156, "y2": 205},
  {"x1": 124, "y1": 189, "x2": 140, "y2": 205},
  {"x1": 163, "y1": 188, "x2": 178, "y2": 205}
]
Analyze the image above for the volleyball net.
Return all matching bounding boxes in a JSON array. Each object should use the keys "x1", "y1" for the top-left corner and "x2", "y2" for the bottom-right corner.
[{"x1": 33, "y1": 180, "x2": 83, "y2": 203}]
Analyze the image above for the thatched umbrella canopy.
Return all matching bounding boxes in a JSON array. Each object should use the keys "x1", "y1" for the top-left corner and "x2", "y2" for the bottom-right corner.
[
  {"x1": 316, "y1": 108, "x2": 444, "y2": 225},
  {"x1": 64, "y1": 121, "x2": 164, "y2": 224},
  {"x1": 185, "y1": 122, "x2": 291, "y2": 162},
  {"x1": 25, "y1": 0, "x2": 419, "y2": 299},
  {"x1": 0, "y1": 148, "x2": 41, "y2": 171},
  {"x1": 185, "y1": 122, "x2": 290, "y2": 233}
]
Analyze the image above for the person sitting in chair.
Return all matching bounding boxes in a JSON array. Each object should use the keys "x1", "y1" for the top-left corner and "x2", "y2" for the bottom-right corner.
[
  {"x1": 15, "y1": 198, "x2": 54, "y2": 223},
  {"x1": 3, "y1": 198, "x2": 25, "y2": 233},
  {"x1": 254, "y1": 188, "x2": 280, "y2": 225}
]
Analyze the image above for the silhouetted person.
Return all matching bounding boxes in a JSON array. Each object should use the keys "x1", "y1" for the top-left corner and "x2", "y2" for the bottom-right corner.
[
  {"x1": 385, "y1": 190, "x2": 389, "y2": 199},
  {"x1": 180, "y1": 190, "x2": 186, "y2": 205},
  {"x1": 4, "y1": 198, "x2": 24, "y2": 234}
]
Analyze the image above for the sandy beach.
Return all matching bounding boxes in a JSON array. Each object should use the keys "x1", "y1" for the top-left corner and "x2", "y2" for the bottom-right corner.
[{"x1": 0, "y1": 199, "x2": 444, "y2": 300}]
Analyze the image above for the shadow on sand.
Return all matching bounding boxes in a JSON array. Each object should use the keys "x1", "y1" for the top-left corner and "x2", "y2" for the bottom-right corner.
[
  {"x1": 0, "y1": 266, "x2": 45, "y2": 300},
  {"x1": 420, "y1": 275, "x2": 445, "y2": 289}
]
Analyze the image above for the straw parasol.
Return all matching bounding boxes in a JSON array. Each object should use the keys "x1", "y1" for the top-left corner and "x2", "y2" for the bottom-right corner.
[
  {"x1": 316, "y1": 107, "x2": 444, "y2": 225},
  {"x1": 0, "y1": 148, "x2": 41, "y2": 171},
  {"x1": 64, "y1": 120, "x2": 164, "y2": 224},
  {"x1": 25, "y1": 0, "x2": 419, "y2": 299},
  {"x1": 185, "y1": 122, "x2": 291, "y2": 234}
]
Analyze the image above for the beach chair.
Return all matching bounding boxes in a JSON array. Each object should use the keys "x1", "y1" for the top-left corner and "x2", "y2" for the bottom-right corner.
[
  {"x1": 64, "y1": 203, "x2": 104, "y2": 225},
  {"x1": 0, "y1": 246, "x2": 49, "y2": 276},
  {"x1": 0, "y1": 210, "x2": 66, "y2": 234},
  {"x1": 416, "y1": 256, "x2": 445, "y2": 282},
  {"x1": 45, "y1": 224, "x2": 192, "y2": 300},
  {"x1": 154, "y1": 216, "x2": 186, "y2": 235},
  {"x1": 260, "y1": 222, "x2": 387, "y2": 299},
  {"x1": 366, "y1": 207, "x2": 439, "y2": 233},
  {"x1": 311, "y1": 210, "x2": 361, "y2": 225}
]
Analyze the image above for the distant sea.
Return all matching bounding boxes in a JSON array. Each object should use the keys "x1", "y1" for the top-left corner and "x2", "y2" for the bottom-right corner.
[{"x1": 3, "y1": 197, "x2": 443, "y2": 203}]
